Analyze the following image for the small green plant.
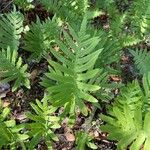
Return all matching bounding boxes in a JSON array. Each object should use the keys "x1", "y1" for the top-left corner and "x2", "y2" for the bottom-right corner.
[
  {"x1": 76, "y1": 131, "x2": 97, "y2": 150},
  {"x1": 26, "y1": 98, "x2": 60, "y2": 149},
  {"x1": 101, "y1": 105, "x2": 150, "y2": 150},
  {"x1": 0, "y1": 100, "x2": 28, "y2": 150},
  {"x1": 0, "y1": 47, "x2": 30, "y2": 91},
  {"x1": 100, "y1": 73, "x2": 150, "y2": 150}
]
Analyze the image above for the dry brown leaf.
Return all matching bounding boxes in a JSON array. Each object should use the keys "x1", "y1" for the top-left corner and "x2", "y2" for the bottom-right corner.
[
  {"x1": 30, "y1": 69, "x2": 39, "y2": 81},
  {"x1": 2, "y1": 101, "x2": 10, "y2": 107},
  {"x1": 65, "y1": 132, "x2": 75, "y2": 142}
]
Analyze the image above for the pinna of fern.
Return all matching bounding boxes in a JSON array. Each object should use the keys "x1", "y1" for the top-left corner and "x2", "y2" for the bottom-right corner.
[
  {"x1": 130, "y1": 48, "x2": 150, "y2": 75},
  {"x1": 41, "y1": 16, "x2": 102, "y2": 117},
  {"x1": 0, "y1": 47, "x2": 30, "y2": 91},
  {"x1": 0, "y1": 7, "x2": 24, "y2": 50}
]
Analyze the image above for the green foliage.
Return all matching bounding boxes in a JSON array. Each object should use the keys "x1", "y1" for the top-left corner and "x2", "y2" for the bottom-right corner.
[
  {"x1": 1, "y1": 0, "x2": 150, "y2": 149},
  {"x1": 76, "y1": 131, "x2": 97, "y2": 150},
  {"x1": 94, "y1": 0, "x2": 148, "y2": 47},
  {"x1": 142, "y1": 73, "x2": 150, "y2": 112},
  {"x1": 24, "y1": 16, "x2": 60, "y2": 61},
  {"x1": 41, "y1": 17, "x2": 101, "y2": 117},
  {"x1": 0, "y1": 100, "x2": 28, "y2": 149},
  {"x1": 129, "y1": 0, "x2": 150, "y2": 36},
  {"x1": 114, "y1": 80, "x2": 142, "y2": 111},
  {"x1": 0, "y1": 47, "x2": 30, "y2": 91},
  {"x1": 101, "y1": 106, "x2": 150, "y2": 150},
  {"x1": 130, "y1": 48, "x2": 150, "y2": 75},
  {"x1": 100, "y1": 73, "x2": 150, "y2": 149},
  {"x1": 94, "y1": 32, "x2": 121, "y2": 74},
  {"x1": 26, "y1": 98, "x2": 60, "y2": 150},
  {"x1": 0, "y1": 8, "x2": 24, "y2": 50},
  {"x1": 14, "y1": 0, "x2": 34, "y2": 10},
  {"x1": 38, "y1": 0, "x2": 89, "y2": 23}
]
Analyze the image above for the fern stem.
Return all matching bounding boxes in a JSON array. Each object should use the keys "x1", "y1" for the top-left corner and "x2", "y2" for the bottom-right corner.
[
  {"x1": 84, "y1": 106, "x2": 97, "y2": 131},
  {"x1": 20, "y1": 142, "x2": 26, "y2": 150}
]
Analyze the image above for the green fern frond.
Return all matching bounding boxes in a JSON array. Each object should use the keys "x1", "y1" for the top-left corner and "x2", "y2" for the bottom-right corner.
[
  {"x1": 41, "y1": 17, "x2": 101, "y2": 116},
  {"x1": 114, "y1": 80, "x2": 142, "y2": 112},
  {"x1": 0, "y1": 100, "x2": 28, "y2": 149},
  {"x1": 130, "y1": 0, "x2": 150, "y2": 36},
  {"x1": 38, "y1": 0, "x2": 89, "y2": 22},
  {"x1": 142, "y1": 72, "x2": 150, "y2": 112},
  {"x1": 24, "y1": 16, "x2": 60, "y2": 61},
  {"x1": 14, "y1": 0, "x2": 34, "y2": 10},
  {"x1": 101, "y1": 105, "x2": 150, "y2": 150},
  {"x1": 26, "y1": 98, "x2": 60, "y2": 149},
  {"x1": 0, "y1": 47, "x2": 30, "y2": 91},
  {"x1": 114, "y1": 72, "x2": 150, "y2": 113},
  {"x1": 101, "y1": 73, "x2": 150, "y2": 149},
  {"x1": 0, "y1": 8, "x2": 24, "y2": 50},
  {"x1": 130, "y1": 48, "x2": 150, "y2": 75}
]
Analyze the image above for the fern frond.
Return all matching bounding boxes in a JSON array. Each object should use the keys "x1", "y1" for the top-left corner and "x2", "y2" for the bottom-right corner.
[
  {"x1": 14, "y1": 0, "x2": 34, "y2": 10},
  {"x1": 130, "y1": 48, "x2": 150, "y2": 75},
  {"x1": 24, "y1": 16, "x2": 60, "y2": 61},
  {"x1": 0, "y1": 8, "x2": 24, "y2": 50},
  {"x1": 130, "y1": 0, "x2": 150, "y2": 36},
  {"x1": 101, "y1": 106, "x2": 150, "y2": 150},
  {"x1": 142, "y1": 72, "x2": 150, "y2": 112},
  {"x1": 114, "y1": 80, "x2": 142, "y2": 112},
  {"x1": 101, "y1": 73, "x2": 150, "y2": 149},
  {"x1": 41, "y1": 17, "x2": 101, "y2": 116},
  {"x1": 38, "y1": 0, "x2": 89, "y2": 22},
  {"x1": 26, "y1": 99, "x2": 60, "y2": 149},
  {"x1": 0, "y1": 100, "x2": 28, "y2": 149},
  {"x1": 0, "y1": 47, "x2": 30, "y2": 91}
]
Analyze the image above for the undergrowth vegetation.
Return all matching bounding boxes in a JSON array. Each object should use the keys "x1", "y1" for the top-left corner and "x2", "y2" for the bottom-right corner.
[{"x1": 0, "y1": 0, "x2": 150, "y2": 149}]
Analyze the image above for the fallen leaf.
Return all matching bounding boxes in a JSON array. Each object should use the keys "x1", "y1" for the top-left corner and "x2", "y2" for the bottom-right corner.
[
  {"x1": 65, "y1": 132, "x2": 75, "y2": 142},
  {"x1": 2, "y1": 101, "x2": 10, "y2": 107},
  {"x1": 30, "y1": 69, "x2": 39, "y2": 82}
]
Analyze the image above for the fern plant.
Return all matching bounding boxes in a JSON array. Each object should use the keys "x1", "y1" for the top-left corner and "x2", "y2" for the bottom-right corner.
[
  {"x1": 0, "y1": 100, "x2": 28, "y2": 150},
  {"x1": 0, "y1": 47, "x2": 30, "y2": 91},
  {"x1": 101, "y1": 105, "x2": 150, "y2": 150},
  {"x1": 100, "y1": 73, "x2": 150, "y2": 150},
  {"x1": 25, "y1": 98, "x2": 60, "y2": 150},
  {"x1": 24, "y1": 16, "x2": 60, "y2": 61},
  {"x1": 76, "y1": 131, "x2": 97, "y2": 150},
  {"x1": 0, "y1": 8, "x2": 24, "y2": 50},
  {"x1": 41, "y1": 16, "x2": 101, "y2": 117}
]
